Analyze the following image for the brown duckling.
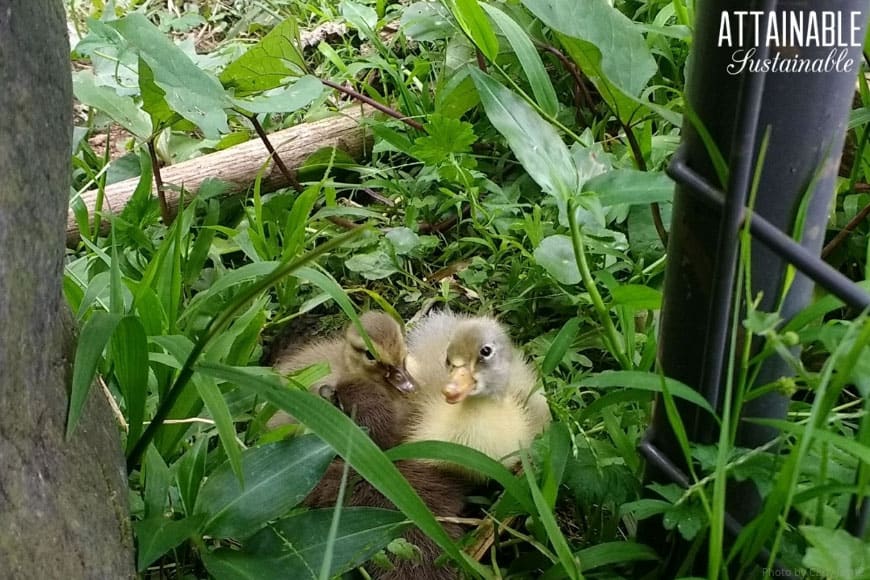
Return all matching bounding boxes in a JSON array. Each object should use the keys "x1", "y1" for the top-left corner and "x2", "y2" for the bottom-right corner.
[
  {"x1": 305, "y1": 459, "x2": 468, "y2": 580},
  {"x1": 405, "y1": 312, "x2": 551, "y2": 471},
  {"x1": 269, "y1": 312, "x2": 415, "y2": 428},
  {"x1": 304, "y1": 374, "x2": 467, "y2": 580}
]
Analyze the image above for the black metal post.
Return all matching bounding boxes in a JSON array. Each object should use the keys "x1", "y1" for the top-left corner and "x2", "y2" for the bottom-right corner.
[{"x1": 639, "y1": 0, "x2": 870, "y2": 574}]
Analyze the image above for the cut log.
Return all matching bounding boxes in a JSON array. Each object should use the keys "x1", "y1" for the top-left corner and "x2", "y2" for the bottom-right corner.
[{"x1": 67, "y1": 105, "x2": 373, "y2": 247}]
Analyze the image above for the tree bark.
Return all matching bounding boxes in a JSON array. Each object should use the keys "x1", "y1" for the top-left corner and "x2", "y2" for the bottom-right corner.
[
  {"x1": 67, "y1": 105, "x2": 373, "y2": 246},
  {"x1": 0, "y1": 2, "x2": 135, "y2": 577}
]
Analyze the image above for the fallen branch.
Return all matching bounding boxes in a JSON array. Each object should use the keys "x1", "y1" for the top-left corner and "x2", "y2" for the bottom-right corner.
[{"x1": 67, "y1": 106, "x2": 373, "y2": 247}]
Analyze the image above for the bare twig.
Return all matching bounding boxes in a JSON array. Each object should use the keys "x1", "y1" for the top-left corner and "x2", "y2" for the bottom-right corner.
[
  {"x1": 822, "y1": 199, "x2": 870, "y2": 258},
  {"x1": 248, "y1": 114, "x2": 303, "y2": 193},
  {"x1": 621, "y1": 120, "x2": 669, "y2": 247},
  {"x1": 148, "y1": 138, "x2": 172, "y2": 225},
  {"x1": 320, "y1": 78, "x2": 424, "y2": 132}
]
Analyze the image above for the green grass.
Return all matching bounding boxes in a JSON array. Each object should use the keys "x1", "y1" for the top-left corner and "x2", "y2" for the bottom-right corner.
[{"x1": 64, "y1": 0, "x2": 870, "y2": 578}]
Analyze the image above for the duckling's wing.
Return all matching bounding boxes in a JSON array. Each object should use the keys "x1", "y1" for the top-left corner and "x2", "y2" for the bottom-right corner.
[
  {"x1": 508, "y1": 353, "x2": 551, "y2": 431},
  {"x1": 273, "y1": 337, "x2": 344, "y2": 390}
]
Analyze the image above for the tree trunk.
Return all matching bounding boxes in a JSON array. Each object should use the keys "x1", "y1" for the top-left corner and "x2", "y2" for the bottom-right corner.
[{"x1": 0, "y1": 2, "x2": 135, "y2": 577}]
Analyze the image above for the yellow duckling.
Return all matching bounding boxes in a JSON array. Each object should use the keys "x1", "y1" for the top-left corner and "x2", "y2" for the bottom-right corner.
[{"x1": 405, "y1": 312, "x2": 550, "y2": 470}]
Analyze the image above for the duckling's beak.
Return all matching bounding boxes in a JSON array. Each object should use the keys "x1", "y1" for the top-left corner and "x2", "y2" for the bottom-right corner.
[
  {"x1": 443, "y1": 365, "x2": 475, "y2": 404},
  {"x1": 386, "y1": 366, "x2": 416, "y2": 393}
]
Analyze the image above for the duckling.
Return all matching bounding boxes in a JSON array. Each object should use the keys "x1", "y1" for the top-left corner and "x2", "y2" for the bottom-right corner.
[
  {"x1": 405, "y1": 312, "x2": 551, "y2": 470},
  {"x1": 305, "y1": 459, "x2": 468, "y2": 580},
  {"x1": 268, "y1": 312, "x2": 414, "y2": 428},
  {"x1": 303, "y1": 375, "x2": 467, "y2": 580}
]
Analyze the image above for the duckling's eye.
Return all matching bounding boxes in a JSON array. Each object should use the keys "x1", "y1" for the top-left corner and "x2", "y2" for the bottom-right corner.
[
  {"x1": 479, "y1": 345, "x2": 494, "y2": 359},
  {"x1": 365, "y1": 350, "x2": 376, "y2": 361}
]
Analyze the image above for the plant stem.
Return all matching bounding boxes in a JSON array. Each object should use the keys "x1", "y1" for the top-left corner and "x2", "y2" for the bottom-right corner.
[
  {"x1": 320, "y1": 78, "x2": 424, "y2": 132},
  {"x1": 567, "y1": 199, "x2": 631, "y2": 369},
  {"x1": 125, "y1": 227, "x2": 368, "y2": 470},
  {"x1": 148, "y1": 138, "x2": 172, "y2": 225}
]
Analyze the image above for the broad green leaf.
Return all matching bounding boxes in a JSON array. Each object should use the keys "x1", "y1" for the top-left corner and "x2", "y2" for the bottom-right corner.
[
  {"x1": 535, "y1": 235, "x2": 580, "y2": 285},
  {"x1": 109, "y1": 14, "x2": 230, "y2": 138},
  {"x1": 67, "y1": 311, "x2": 123, "y2": 438},
  {"x1": 112, "y1": 316, "x2": 149, "y2": 449},
  {"x1": 220, "y1": 18, "x2": 306, "y2": 95},
  {"x1": 584, "y1": 169, "x2": 675, "y2": 206},
  {"x1": 386, "y1": 441, "x2": 535, "y2": 513},
  {"x1": 139, "y1": 58, "x2": 174, "y2": 130},
  {"x1": 135, "y1": 515, "x2": 205, "y2": 572},
  {"x1": 470, "y1": 69, "x2": 578, "y2": 207},
  {"x1": 580, "y1": 371, "x2": 716, "y2": 416},
  {"x1": 144, "y1": 445, "x2": 171, "y2": 519},
  {"x1": 482, "y1": 3, "x2": 558, "y2": 117},
  {"x1": 196, "y1": 363, "x2": 483, "y2": 577},
  {"x1": 522, "y1": 0, "x2": 655, "y2": 97},
  {"x1": 229, "y1": 508, "x2": 408, "y2": 579},
  {"x1": 341, "y1": 0, "x2": 379, "y2": 32},
  {"x1": 386, "y1": 227, "x2": 420, "y2": 255},
  {"x1": 175, "y1": 435, "x2": 208, "y2": 514},
  {"x1": 72, "y1": 70, "x2": 151, "y2": 138},
  {"x1": 401, "y1": 1, "x2": 455, "y2": 41},
  {"x1": 446, "y1": 0, "x2": 499, "y2": 61},
  {"x1": 575, "y1": 541, "x2": 658, "y2": 572},
  {"x1": 802, "y1": 526, "x2": 870, "y2": 579},
  {"x1": 195, "y1": 375, "x2": 243, "y2": 485},
  {"x1": 195, "y1": 435, "x2": 335, "y2": 538},
  {"x1": 232, "y1": 75, "x2": 323, "y2": 114},
  {"x1": 610, "y1": 285, "x2": 662, "y2": 310},
  {"x1": 541, "y1": 317, "x2": 581, "y2": 375},
  {"x1": 345, "y1": 250, "x2": 398, "y2": 280}
]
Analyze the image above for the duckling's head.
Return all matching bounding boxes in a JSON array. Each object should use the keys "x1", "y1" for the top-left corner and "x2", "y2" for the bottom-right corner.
[
  {"x1": 344, "y1": 312, "x2": 415, "y2": 393},
  {"x1": 443, "y1": 319, "x2": 513, "y2": 404}
]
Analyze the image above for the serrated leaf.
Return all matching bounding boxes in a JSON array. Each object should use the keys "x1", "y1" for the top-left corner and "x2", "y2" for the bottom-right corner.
[
  {"x1": 232, "y1": 75, "x2": 323, "y2": 114},
  {"x1": 220, "y1": 18, "x2": 306, "y2": 95},
  {"x1": 534, "y1": 235, "x2": 580, "y2": 285},
  {"x1": 109, "y1": 14, "x2": 230, "y2": 138},
  {"x1": 72, "y1": 70, "x2": 151, "y2": 138},
  {"x1": 411, "y1": 113, "x2": 477, "y2": 165},
  {"x1": 471, "y1": 69, "x2": 578, "y2": 207},
  {"x1": 195, "y1": 435, "x2": 335, "y2": 538}
]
